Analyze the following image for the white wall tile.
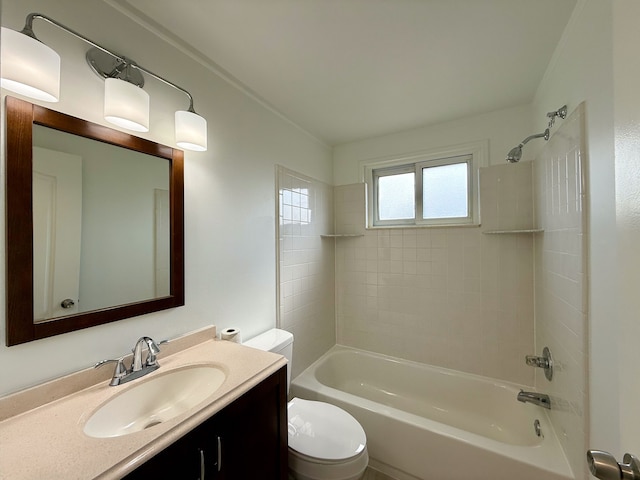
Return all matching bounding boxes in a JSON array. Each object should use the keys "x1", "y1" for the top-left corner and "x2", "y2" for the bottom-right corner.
[
  {"x1": 335, "y1": 184, "x2": 536, "y2": 384},
  {"x1": 533, "y1": 104, "x2": 588, "y2": 479},
  {"x1": 276, "y1": 166, "x2": 336, "y2": 378}
]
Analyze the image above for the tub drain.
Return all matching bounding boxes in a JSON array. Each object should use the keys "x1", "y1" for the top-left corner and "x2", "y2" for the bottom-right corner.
[{"x1": 534, "y1": 419, "x2": 543, "y2": 438}]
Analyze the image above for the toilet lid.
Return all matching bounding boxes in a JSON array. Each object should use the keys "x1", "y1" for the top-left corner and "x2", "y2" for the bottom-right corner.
[{"x1": 287, "y1": 397, "x2": 367, "y2": 461}]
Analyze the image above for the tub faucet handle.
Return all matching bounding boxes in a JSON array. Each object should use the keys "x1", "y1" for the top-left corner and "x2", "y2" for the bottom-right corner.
[
  {"x1": 524, "y1": 346, "x2": 553, "y2": 381},
  {"x1": 525, "y1": 355, "x2": 549, "y2": 368}
]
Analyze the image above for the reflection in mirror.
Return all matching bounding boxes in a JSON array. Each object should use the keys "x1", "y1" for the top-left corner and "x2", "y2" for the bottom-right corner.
[
  {"x1": 5, "y1": 96, "x2": 184, "y2": 346},
  {"x1": 32, "y1": 126, "x2": 170, "y2": 321}
]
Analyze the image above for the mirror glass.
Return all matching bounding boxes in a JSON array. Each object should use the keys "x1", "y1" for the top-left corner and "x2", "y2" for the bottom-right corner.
[
  {"x1": 5, "y1": 96, "x2": 184, "y2": 346},
  {"x1": 32, "y1": 125, "x2": 170, "y2": 321}
]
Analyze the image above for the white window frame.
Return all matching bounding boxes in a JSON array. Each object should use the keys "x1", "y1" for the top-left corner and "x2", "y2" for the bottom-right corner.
[{"x1": 362, "y1": 140, "x2": 488, "y2": 228}]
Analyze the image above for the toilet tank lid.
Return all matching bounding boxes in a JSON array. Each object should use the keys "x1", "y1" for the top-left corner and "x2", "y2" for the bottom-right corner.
[{"x1": 244, "y1": 328, "x2": 293, "y2": 353}]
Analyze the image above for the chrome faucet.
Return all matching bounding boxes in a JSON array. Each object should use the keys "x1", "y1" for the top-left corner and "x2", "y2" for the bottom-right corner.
[
  {"x1": 517, "y1": 390, "x2": 551, "y2": 409},
  {"x1": 95, "y1": 336, "x2": 163, "y2": 386},
  {"x1": 132, "y1": 336, "x2": 161, "y2": 372}
]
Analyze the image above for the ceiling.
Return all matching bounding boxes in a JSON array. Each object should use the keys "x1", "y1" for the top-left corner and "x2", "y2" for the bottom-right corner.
[{"x1": 114, "y1": 0, "x2": 577, "y2": 146}]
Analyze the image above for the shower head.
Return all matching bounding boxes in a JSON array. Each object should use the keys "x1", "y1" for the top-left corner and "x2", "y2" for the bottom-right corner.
[
  {"x1": 506, "y1": 145, "x2": 523, "y2": 163},
  {"x1": 505, "y1": 128, "x2": 550, "y2": 163}
]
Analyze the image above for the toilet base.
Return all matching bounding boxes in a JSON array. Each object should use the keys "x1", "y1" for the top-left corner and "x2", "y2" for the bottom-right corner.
[{"x1": 289, "y1": 445, "x2": 369, "y2": 480}]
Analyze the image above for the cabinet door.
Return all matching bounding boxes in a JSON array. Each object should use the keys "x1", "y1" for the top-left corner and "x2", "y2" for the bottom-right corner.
[
  {"x1": 122, "y1": 430, "x2": 206, "y2": 479},
  {"x1": 216, "y1": 367, "x2": 287, "y2": 479}
]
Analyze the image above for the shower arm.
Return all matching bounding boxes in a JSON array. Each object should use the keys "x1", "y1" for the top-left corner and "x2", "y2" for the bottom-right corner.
[
  {"x1": 517, "y1": 128, "x2": 550, "y2": 148},
  {"x1": 505, "y1": 104, "x2": 566, "y2": 163}
]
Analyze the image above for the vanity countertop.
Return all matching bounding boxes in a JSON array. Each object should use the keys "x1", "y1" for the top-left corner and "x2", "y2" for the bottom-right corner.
[{"x1": 0, "y1": 329, "x2": 287, "y2": 480}]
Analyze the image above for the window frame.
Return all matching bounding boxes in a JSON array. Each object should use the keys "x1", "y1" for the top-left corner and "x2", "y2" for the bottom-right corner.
[{"x1": 363, "y1": 140, "x2": 487, "y2": 228}]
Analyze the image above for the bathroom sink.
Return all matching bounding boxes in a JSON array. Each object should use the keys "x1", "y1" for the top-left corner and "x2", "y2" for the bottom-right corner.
[{"x1": 83, "y1": 364, "x2": 227, "y2": 438}]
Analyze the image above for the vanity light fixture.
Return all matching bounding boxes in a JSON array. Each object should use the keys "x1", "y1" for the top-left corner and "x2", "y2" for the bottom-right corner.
[
  {"x1": 0, "y1": 25, "x2": 60, "y2": 102},
  {"x1": 104, "y1": 77, "x2": 150, "y2": 133},
  {"x1": 0, "y1": 13, "x2": 208, "y2": 151}
]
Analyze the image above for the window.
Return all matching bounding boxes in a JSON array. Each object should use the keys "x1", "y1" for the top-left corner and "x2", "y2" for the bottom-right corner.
[{"x1": 364, "y1": 142, "x2": 486, "y2": 227}]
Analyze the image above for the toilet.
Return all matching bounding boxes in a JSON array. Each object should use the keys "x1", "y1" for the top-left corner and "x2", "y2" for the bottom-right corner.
[{"x1": 244, "y1": 329, "x2": 369, "y2": 480}]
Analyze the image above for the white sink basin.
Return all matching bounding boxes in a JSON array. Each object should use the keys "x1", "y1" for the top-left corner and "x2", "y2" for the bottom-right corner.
[{"x1": 84, "y1": 364, "x2": 227, "y2": 438}]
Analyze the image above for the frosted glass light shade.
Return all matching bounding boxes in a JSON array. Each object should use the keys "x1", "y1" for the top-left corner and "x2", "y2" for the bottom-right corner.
[
  {"x1": 175, "y1": 110, "x2": 207, "y2": 151},
  {"x1": 104, "y1": 77, "x2": 149, "y2": 132},
  {"x1": 1, "y1": 27, "x2": 60, "y2": 102}
]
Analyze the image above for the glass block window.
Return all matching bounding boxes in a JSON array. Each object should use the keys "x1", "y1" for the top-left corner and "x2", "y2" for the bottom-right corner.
[{"x1": 279, "y1": 186, "x2": 311, "y2": 226}]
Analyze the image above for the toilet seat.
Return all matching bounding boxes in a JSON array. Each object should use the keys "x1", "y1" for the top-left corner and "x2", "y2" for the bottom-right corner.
[{"x1": 287, "y1": 397, "x2": 367, "y2": 461}]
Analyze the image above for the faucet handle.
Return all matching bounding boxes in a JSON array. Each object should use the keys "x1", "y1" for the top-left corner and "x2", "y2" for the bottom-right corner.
[
  {"x1": 95, "y1": 357, "x2": 128, "y2": 386},
  {"x1": 144, "y1": 338, "x2": 163, "y2": 367}
]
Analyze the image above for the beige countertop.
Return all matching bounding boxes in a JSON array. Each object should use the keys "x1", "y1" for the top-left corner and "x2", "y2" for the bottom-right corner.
[{"x1": 0, "y1": 328, "x2": 287, "y2": 480}]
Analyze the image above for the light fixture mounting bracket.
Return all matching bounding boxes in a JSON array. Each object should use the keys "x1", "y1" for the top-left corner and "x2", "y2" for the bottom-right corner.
[{"x1": 86, "y1": 47, "x2": 144, "y2": 87}]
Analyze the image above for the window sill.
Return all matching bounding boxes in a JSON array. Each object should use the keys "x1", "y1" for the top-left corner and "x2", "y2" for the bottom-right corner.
[
  {"x1": 320, "y1": 234, "x2": 364, "y2": 238},
  {"x1": 482, "y1": 229, "x2": 544, "y2": 234},
  {"x1": 366, "y1": 223, "x2": 480, "y2": 230}
]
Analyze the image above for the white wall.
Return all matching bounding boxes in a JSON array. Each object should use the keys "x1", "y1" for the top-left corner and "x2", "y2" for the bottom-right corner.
[
  {"x1": 612, "y1": 0, "x2": 640, "y2": 459},
  {"x1": 533, "y1": 0, "x2": 618, "y2": 460},
  {"x1": 0, "y1": 0, "x2": 332, "y2": 396}
]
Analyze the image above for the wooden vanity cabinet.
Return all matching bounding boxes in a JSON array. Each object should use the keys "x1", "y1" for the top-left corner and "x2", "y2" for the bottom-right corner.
[{"x1": 123, "y1": 366, "x2": 287, "y2": 480}]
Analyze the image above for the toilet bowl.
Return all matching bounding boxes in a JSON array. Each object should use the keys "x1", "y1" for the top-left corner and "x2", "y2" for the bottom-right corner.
[
  {"x1": 288, "y1": 397, "x2": 368, "y2": 480},
  {"x1": 244, "y1": 329, "x2": 369, "y2": 480}
]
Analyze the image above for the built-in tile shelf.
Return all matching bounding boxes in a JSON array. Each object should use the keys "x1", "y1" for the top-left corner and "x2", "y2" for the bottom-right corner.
[
  {"x1": 482, "y1": 229, "x2": 544, "y2": 234},
  {"x1": 320, "y1": 234, "x2": 364, "y2": 238}
]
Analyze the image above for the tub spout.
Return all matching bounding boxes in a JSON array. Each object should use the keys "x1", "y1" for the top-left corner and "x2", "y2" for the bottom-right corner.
[{"x1": 517, "y1": 390, "x2": 551, "y2": 409}]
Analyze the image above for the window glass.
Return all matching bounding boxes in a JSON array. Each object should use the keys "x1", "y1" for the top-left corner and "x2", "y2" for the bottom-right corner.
[
  {"x1": 378, "y1": 172, "x2": 415, "y2": 220},
  {"x1": 422, "y1": 163, "x2": 468, "y2": 219}
]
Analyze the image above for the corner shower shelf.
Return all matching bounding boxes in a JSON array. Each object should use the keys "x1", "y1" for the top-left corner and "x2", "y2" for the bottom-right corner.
[
  {"x1": 482, "y1": 229, "x2": 544, "y2": 234},
  {"x1": 320, "y1": 234, "x2": 364, "y2": 238}
]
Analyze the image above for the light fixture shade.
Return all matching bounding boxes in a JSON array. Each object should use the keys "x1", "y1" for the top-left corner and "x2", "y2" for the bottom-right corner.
[
  {"x1": 104, "y1": 77, "x2": 149, "y2": 132},
  {"x1": 175, "y1": 110, "x2": 207, "y2": 151},
  {"x1": 1, "y1": 27, "x2": 60, "y2": 102}
]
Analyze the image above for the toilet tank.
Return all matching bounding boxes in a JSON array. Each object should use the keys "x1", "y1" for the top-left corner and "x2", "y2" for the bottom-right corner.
[{"x1": 244, "y1": 328, "x2": 293, "y2": 391}]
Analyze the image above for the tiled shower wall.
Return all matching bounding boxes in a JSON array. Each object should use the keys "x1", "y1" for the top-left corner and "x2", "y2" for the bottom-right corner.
[
  {"x1": 533, "y1": 103, "x2": 588, "y2": 480},
  {"x1": 335, "y1": 170, "x2": 536, "y2": 385},
  {"x1": 276, "y1": 166, "x2": 336, "y2": 379}
]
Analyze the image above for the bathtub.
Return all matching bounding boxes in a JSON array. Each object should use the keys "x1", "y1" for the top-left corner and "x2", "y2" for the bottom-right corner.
[{"x1": 290, "y1": 346, "x2": 574, "y2": 480}]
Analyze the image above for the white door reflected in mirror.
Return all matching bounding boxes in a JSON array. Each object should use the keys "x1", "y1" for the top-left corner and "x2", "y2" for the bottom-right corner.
[{"x1": 33, "y1": 146, "x2": 82, "y2": 321}]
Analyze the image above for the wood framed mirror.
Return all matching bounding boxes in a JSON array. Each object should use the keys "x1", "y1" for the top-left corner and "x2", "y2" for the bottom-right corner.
[{"x1": 5, "y1": 96, "x2": 184, "y2": 346}]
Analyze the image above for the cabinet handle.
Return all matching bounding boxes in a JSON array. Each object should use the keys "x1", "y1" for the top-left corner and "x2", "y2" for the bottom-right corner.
[
  {"x1": 199, "y1": 448, "x2": 205, "y2": 480},
  {"x1": 217, "y1": 436, "x2": 222, "y2": 472}
]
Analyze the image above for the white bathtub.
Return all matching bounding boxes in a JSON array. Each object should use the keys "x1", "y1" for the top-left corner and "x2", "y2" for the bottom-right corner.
[{"x1": 290, "y1": 346, "x2": 574, "y2": 480}]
